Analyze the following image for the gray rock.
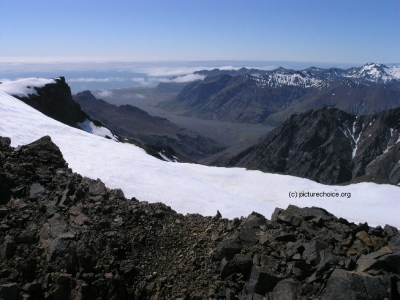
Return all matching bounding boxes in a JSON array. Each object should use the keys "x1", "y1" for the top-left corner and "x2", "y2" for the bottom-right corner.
[
  {"x1": 88, "y1": 179, "x2": 107, "y2": 196},
  {"x1": 240, "y1": 293, "x2": 265, "y2": 300},
  {"x1": 233, "y1": 254, "x2": 253, "y2": 277},
  {"x1": 214, "y1": 233, "x2": 242, "y2": 260},
  {"x1": 0, "y1": 283, "x2": 18, "y2": 300},
  {"x1": 220, "y1": 258, "x2": 238, "y2": 279},
  {"x1": 271, "y1": 208, "x2": 301, "y2": 227},
  {"x1": 275, "y1": 233, "x2": 297, "y2": 242},
  {"x1": 389, "y1": 234, "x2": 400, "y2": 252},
  {"x1": 119, "y1": 260, "x2": 137, "y2": 275},
  {"x1": 23, "y1": 282, "x2": 41, "y2": 294},
  {"x1": 14, "y1": 231, "x2": 37, "y2": 244},
  {"x1": 378, "y1": 252, "x2": 400, "y2": 274},
  {"x1": 286, "y1": 205, "x2": 333, "y2": 221},
  {"x1": 320, "y1": 269, "x2": 391, "y2": 300},
  {"x1": 356, "y1": 251, "x2": 387, "y2": 273},
  {"x1": 48, "y1": 236, "x2": 70, "y2": 260},
  {"x1": 267, "y1": 279, "x2": 300, "y2": 300},
  {"x1": 238, "y1": 213, "x2": 266, "y2": 245},
  {"x1": 246, "y1": 266, "x2": 277, "y2": 295},
  {"x1": 0, "y1": 239, "x2": 16, "y2": 259},
  {"x1": 302, "y1": 239, "x2": 327, "y2": 264},
  {"x1": 0, "y1": 137, "x2": 11, "y2": 149},
  {"x1": 383, "y1": 224, "x2": 399, "y2": 237},
  {"x1": 29, "y1": 183, "x2": 45, "y2": 200}
]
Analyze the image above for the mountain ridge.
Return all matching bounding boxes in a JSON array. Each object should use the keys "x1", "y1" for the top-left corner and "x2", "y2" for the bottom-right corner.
[{"x1": 209, "y1": 106, "x2": 400, "y2": 185}]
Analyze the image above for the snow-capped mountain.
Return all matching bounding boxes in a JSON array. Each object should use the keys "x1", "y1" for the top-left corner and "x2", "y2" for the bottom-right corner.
[
  {"x1": 161, "y1": 63, "x2": 400, "y2": 125},
  {"x1": 250, "y1": 62, "x2": 400, "y2": 87},
  {"x1": 0, "y1": 80, "x2": 399, "y2": 227},
  {"x1": 249, "y1": 70, "x2": 330, "y2": 89},
  {"x1": 345, "y1": 63, "x2": 400, "y2": 84}
]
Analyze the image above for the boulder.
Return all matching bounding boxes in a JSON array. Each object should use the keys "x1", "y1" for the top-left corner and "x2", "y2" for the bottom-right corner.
[
  {"x1": 233, "y1": 254, "x2": 253, "y2": 277},
  {"x1": 383, "y1": 224, "x2": 399, "y2": 237},
  {"x1": 29, "y1": 183, "x2": 45, "y2": 200},
  {"x1": 356, "y1": 251, "x2": 387, "y2": 273},
  {"x1": 320, "y1": 269, "x2": 391, "y2": 299},
  {"x1": 267, "y1": 279, "x2": 300, "y2": 300},
  {"x1": 246, "y1": 266, "x2": 278, "y2": 295},
  {"x1": 214, "y1": 233, "x2": 242, "y2": 260},
  {"x1": 389, "y1": 234, "x2": 400, "y2": 252},
  {"x1": 0, "y1": 283, "x2": 18, "y2": 300},
  {"x1": 220, "y1": 258, "x2": 238, "y2": 279}
]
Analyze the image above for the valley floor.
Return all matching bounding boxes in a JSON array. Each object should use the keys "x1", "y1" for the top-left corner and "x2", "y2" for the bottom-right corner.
[{"x1": 92, "y1": 87, "x2": 273, "y2": 146}]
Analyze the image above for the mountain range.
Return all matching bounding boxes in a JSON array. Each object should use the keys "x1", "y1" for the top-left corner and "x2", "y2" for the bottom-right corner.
[{"x1": 160, "y1": 63, "x2": 400, "y2": 126}]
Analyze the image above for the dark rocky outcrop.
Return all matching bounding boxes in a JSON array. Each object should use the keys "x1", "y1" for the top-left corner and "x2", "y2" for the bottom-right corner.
[
  {"x1": 13, "y1": 77, "x2": 88, "y2": 128},
  {"x1": 0, "y1": 135, "x2": 399, "y2": 299},
  {"x1": 210, "y1": 107, "x2": 400, "y2": 185}
]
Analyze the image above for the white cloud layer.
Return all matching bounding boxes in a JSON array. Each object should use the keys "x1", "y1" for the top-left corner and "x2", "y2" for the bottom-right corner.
[
  {"x1": 97, "y1": 90, "x2": 114, "y2": 98},
  {"x1": 161, "y1": 74, "x2": 206, "y2": 83},
  {"x1": 69, "y1": 77, "x2": 128, "y2": 82}
]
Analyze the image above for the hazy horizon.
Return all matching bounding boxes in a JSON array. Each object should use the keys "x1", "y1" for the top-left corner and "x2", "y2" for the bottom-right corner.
[{"x1": 0, "y1": 59, "x2": 393, "y2": 93}]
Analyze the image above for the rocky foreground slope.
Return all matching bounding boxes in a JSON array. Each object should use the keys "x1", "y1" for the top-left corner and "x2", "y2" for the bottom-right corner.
[{"x1": 0, "y1": 136, "x2": 399, "y2": 299}]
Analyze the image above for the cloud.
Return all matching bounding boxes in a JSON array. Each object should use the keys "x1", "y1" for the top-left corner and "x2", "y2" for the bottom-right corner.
[
  {"x1": 131, "y1": 77, "x2": 153, "y2": 86},
  {"x1": 257, "y1": 65, "x2": 279, "y2": 70},
  {"x1": 122, "y1": 94, "x2": 146, "y2": 99},
  {"x1": 219, "y1": 66, "x2": 236, "y2": 70},
  {"x1": 137, "y1": 66, "x2": 215, "y2": 77},
  {"x1": 161, "y1": 74, "x2": 206, "y2": 83},
  {"x1": 69, "y1": 77, "x2": 128, "y2": 82},
  {"x1": 97, "y1": 90, "x2": 113, "y2": 98}
]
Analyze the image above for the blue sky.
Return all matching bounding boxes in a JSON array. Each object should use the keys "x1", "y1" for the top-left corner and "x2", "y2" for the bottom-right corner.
[{"x1": 0, "y1": 0, "x2": 399, "y2": 64}]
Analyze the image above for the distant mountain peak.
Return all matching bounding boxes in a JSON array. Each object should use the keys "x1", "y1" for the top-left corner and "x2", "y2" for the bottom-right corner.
[{"x1": 346, "y1": 62, "x2": 398, "y2": 83}]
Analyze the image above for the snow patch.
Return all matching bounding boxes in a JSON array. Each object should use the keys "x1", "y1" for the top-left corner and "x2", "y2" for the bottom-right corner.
[
  {"x1": 0, "y1": 78, "x2": 56, "y2": 97},
  {"x1": 250, "y1": 72, "x2": 329, "y2": 89},
  {"x1": 158, "y1": 150, "x2": 178, "y2": 162},
  {"x1": 77, "y1": 119, "x2": 119, "y2": 141}
]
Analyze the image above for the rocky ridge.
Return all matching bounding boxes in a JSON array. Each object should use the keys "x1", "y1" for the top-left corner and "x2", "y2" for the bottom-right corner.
[
  {"x1": 12, "y1": 77, "x2": 88, "y2": 128},
  {"x1": 0, "y1": 136, "x2": 399, "y2": 299}
]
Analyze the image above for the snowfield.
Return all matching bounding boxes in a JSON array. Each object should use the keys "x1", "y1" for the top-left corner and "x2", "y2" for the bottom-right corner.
[{"x1": 0, "y1": 85, "x2": 399, "y2": 227}]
